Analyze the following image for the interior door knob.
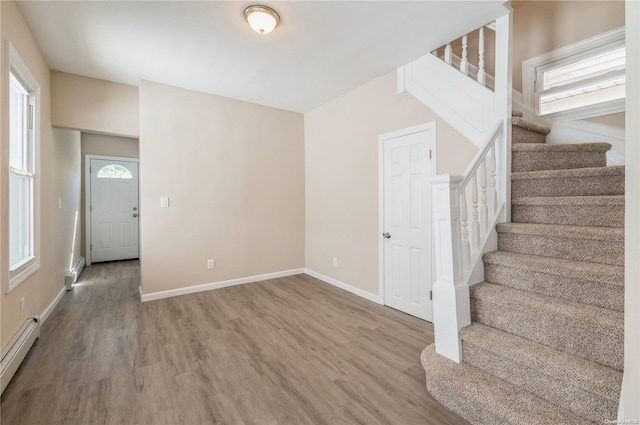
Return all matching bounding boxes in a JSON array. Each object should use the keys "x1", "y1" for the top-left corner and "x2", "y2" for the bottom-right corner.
[{"x1": 383, "y1": 232, "x2": 391, "y2": 239}]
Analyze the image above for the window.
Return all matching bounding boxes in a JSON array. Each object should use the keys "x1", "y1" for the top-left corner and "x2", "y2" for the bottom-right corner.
[
  {"x1": 7, "y1": 45, "x2": 40, "y2": 292},
  {"x1": 523, "y1": 27, "x2": 625, "y2": 120},
  {"x1": 96, "y1": 164, "x2": 133, "y2": 179}
]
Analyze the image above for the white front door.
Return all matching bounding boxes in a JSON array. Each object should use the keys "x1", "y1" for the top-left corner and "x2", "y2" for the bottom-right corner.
[
  {"x1": 90, "y1": 158, "x2": 139, "y2": 263},
  {"x1": 382, "y1": 125, "x2": 435, "y2": 321}
]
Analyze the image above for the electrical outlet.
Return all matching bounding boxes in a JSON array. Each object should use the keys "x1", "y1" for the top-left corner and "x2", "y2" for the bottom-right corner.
[
  {"x1": 207, "y1": 259, "x2": 215, "y2": 269},
  {"x1": 20, "y1": 297, "x2": 25, "y2": 316},
  {"x1": 332, "y1": 257, "x2": 338, "y2": 267}
]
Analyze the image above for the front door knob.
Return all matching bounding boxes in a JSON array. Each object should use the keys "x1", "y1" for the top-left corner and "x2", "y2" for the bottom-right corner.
[{"x1": 383, "y1": 232, "x2": 391, "y2": 239}]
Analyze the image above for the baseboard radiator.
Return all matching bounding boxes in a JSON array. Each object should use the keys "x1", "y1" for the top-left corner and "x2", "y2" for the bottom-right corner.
[
  {"x1": 65, "y1": 256, "x2": 86, "y2": 290},
  {"x1": 1, "y1": 316, "x2": 40, "y2": 394}
]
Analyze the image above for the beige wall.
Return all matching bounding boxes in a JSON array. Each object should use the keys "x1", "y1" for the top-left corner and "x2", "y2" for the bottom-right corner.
[
  {"x1": 512, "y1": 1, "x2": 625, "y2": 92},
  {"x1": 51, "y1": 71, "x2": 139, "y2": 138},
  {"x1": 304, "y1": 71, "x2": 475, "y2": 296},
  {"x1": 139, "y1": 80, "x2": 305, "y2": 295},
  {"x1": 1, "y1": 2, "x2": 81, "y2": 350},
  {"x1": 52, "y1": 129, "x2": 83, "y2": 280},
  {"x1": 80, "y1": 133, "x2": 139, "y2": 258}
]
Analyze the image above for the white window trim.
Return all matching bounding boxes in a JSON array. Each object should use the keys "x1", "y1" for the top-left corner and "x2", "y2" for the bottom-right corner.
[
  {"x1": 5, "y1": 41, "x2": 41, "y2": 293},
  {"x1": 522, "y1": 27, "x2": 625, "y2": 122}
]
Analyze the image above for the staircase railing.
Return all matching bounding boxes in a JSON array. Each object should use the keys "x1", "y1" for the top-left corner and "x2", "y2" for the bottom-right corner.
[
  {"x1": 438, "y1": 24, "x2": 496, "y2": 90},
  {"x1": 429, "y1": 119, "x2": 507, "y2": 362},
  {"x1": 398, "y1": 10, "x2": 512, "y2": 363},
  {"x1": 398, "y1": 13, "x2": 511, "y2": 148}
]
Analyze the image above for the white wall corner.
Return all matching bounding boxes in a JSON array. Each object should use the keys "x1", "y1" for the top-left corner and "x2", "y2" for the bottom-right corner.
[{"x1": 397, "y1": 66, "x2": 406, "y2": 95}]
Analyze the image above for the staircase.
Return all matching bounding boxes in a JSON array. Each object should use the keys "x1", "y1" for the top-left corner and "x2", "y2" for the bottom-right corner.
[{"x1": 422, "y1": 113, "x2": 625, "y2": 424}]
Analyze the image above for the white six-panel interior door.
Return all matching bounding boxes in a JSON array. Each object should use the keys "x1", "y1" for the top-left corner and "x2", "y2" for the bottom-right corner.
[
  {"x1": 380, "y1": 123, "x2": 436, "y2": 321},
  {"x1": 89, "y1": 158, "x2": 139, "y2": 263}
]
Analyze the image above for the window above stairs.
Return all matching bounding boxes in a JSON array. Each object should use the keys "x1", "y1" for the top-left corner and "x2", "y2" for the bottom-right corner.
[{"x1": 522, "y1": 27, "x2": 625, "y2": 121}]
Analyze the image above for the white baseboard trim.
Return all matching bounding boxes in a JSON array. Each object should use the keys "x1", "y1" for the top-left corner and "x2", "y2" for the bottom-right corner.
[
  {"x1": 139, "y1": 268, "x2": 306, "y2": 302},
  {"x1": 304, "y1": 269, "x2": 383, "y2": 305},
  {"x1": 40, "y1": 286, "x2": 66, "y2": 324}
]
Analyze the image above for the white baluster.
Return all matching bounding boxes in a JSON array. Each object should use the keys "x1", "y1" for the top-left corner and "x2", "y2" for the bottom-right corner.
[
  {"x1": 460, "y1": 190, "x2": 470, "y2": 272},
  {"x1": 477, "y1": 27, "x2": 486, "y2": 86},
  {"x1": 480, "y1": 160, "x2": 488, "y2": 233},
  {"x1": 444, "y1": 44, "x2": 452, "y2": 65},
  {"x1": 489, "y1": 144, "x2": 497, "y2": 218},
  {"x1": 460, "y1": 35, "x2": 468, "y2": 75},
  {"x1": 471, "y1": 174, "x2": 480, "y2": 251}
]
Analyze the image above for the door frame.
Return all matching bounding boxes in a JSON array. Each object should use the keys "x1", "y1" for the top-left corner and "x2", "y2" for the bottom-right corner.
[
  {"x1": 85, "y1": 154, "x2": 140, "y2": 266},
  {"x1": 378, "y1": 121, "x2": 437, "y2": 308}
]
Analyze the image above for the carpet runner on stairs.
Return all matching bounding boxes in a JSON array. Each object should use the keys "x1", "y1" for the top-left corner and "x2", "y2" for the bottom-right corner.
[{"x1": 422, "y1": 112, "x2": 624, "y2": 424}]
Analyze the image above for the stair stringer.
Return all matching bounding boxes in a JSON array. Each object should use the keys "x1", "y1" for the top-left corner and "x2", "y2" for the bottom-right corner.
[{"x1": 401, "y1": 53, "x2": 497, "y2": 148}]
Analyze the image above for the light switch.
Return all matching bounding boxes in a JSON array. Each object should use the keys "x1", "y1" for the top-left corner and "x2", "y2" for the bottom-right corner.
[
  {"x1": 160, "y1": 197, "x2": 169, "y2": 208},
  {"x1": 58, "y1": 198, "x2": 62, "y2": 209}
]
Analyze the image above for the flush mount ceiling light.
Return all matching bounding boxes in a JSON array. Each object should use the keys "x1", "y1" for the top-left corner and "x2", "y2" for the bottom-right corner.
[{"x1": 243, "y1": 4, "x2": 280, "y2": 35}]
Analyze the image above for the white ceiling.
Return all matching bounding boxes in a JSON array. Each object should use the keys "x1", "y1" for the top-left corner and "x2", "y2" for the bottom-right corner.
[{"x1": 18, "y1": 1, "x2": 508, "y2": 113}]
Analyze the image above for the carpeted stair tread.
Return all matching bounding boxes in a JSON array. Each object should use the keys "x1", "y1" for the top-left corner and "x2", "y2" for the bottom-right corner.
[
  {"x1": 496, "y1": 223, "x2": 624, "y2": 266},
  {"x1": 511, "y1": 142, "x2": 611, "y2": 152},
  {"x1": 496, "y1": 222, "x2": 623, "y2": 241},
  {"x1": 511, "y1": 110, "x2": 523, "y2": 117},
  {"x1": 511, "y1": 195, "x2": 624, "y2": 227},
  {"x1": 470, "y1": 282, "x2": 623, "y2": 370},
  {"x1": 512, "y1": 195, "x2": 624, "y2": 206},
  {"x1": 511, "y1": 117, "x2": 551, "y2": 135},
  {"x1": 461, "y1": 323, "x2": 622, "y2": 422},
  {"x1": 461, "y1": 323, "x2": 622, "y2": 397},
  {"x1": 511, "y1": 166, "x2": 625, "y2": 197},
  {"x1": 512, "y1": 143, "x2": 609, "y2": 172},
  {"x1": 421, "y1": 345, "x2": 596, "y2": 425},
  {"x1": 512, "y1": 165, "x2": 625, "y2": 180},
  {"x1": 483, "y1": 251, "x2": 623, "y2": 286},
  {"x1": 483, "y1": 251, "x2": 624, "y2": 311}
]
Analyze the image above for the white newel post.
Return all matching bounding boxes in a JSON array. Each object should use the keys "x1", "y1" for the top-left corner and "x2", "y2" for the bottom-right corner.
[
  {"x1": 430, "y1": 175, "x2": 471, "y2": 363},
  {"x1": 494, "y1": 12, "x2": 513, "y2": 222}
]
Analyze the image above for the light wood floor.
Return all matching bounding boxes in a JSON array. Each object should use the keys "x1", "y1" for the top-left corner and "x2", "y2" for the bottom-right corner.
[{"x1": 1, "y1": 261, "x2": 469, "y2": 425}]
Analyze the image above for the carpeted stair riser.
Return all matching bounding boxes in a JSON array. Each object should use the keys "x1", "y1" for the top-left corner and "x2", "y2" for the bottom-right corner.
[
  {"x1": 513, "y1": 126, "x2": 547, "y2": 144},
  {"x1": 470, "y1": 283, "x2": 624, "y2": 371},
  {"x1": 425, "y1": 374, "x2": 509, "y2": 425},
  {"x1": 497, "y1": 224, "x2": 624, "y2": 267},
  {"x1": 484, "y1": 263, "x2": 623, "y2": 312},
  {"x1": 461, "y1": 324, "x2": 621, "y2": 423},
  {"x1": 511, "y1": 144, "x2": 609, "y2": 172},
  {"x1": 511, "y1": 203, "x2": 624, "y2": 228},
  {"x1": 511, "y1": 167, "x2": 625, "y2": 198},
  {"x1": 422, "y1": 345, "x2": 596, "y2": 425}
]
